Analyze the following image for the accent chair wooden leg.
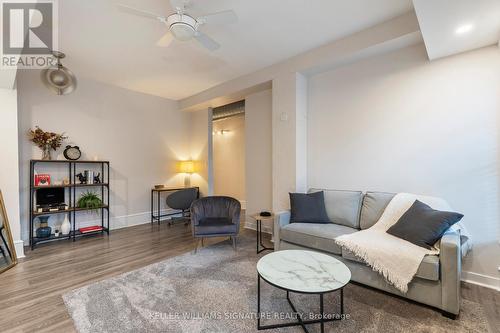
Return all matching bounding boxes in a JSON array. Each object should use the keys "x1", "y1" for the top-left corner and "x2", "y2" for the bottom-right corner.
[
  {"x1": 232, "y1": 236, "x2": 236, "y2": 251},
  {"x1": 201, "y1": 237, "x2": 204, "y2": 247},
  {"x1": 194, "y1": 238, "x2": 200, "y2": 254}
]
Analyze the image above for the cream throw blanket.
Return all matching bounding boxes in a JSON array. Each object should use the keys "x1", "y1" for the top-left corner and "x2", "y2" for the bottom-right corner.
[{"x1": 335, "y1": 193, "x2": 469, "y2": 294}]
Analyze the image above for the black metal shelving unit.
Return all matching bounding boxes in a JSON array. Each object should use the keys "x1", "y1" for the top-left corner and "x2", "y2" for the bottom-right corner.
[{"x1": 29, "y1": 159, "x2": 110, "y2": 249}]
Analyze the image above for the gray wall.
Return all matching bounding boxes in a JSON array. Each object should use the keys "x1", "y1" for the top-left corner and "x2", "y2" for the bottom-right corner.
[
  {"x1": 17, "y1": 71, "x2": 192, "y2": 241},
  {"x1": 307, "y1": 44, "x2": 500, "y2": 286}
]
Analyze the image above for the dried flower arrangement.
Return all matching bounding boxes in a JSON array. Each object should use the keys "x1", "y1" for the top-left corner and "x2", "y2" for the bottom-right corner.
[{"x1": 28, "y1": 126, "x2": 67, "y2": 160}]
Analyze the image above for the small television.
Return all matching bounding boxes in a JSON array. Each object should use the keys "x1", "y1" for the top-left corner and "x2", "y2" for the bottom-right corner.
[{"x1": 36, "y1": 188, "x2": 65, "y2": 207}]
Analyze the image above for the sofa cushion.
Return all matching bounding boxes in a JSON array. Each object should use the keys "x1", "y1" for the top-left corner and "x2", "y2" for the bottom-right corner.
[
  {"x1": 360, "y1": 191, "x2": 395, "y2": 229},
  {"x1": 342, "y1": 248, "x2": 440, "y2": 281},
  {"x1": 280, "y1": 223, "x2": 358, "y2": 255},
  {"x1": 289, "y1": 191, "x2": 331, "y2": 223},
  {"x1": 309, "y1": 189, "x2": 363, "y2": 228}
]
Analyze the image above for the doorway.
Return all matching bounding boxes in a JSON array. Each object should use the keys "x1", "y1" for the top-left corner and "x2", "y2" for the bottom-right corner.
[{"x1": 211, "y1": 101, "x2": 246, "y2": 208}]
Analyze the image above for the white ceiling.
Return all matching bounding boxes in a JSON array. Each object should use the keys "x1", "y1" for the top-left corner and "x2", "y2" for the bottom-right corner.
[
  {"x1": 58, "y1": 0, "x2": 413, "y2": 100},
  {"x1": 413, "y1": 0, "x2": 500, "y2": 60}
]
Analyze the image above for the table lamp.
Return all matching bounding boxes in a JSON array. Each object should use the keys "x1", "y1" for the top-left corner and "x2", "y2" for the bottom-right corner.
[{"x1": 179, "y1": 160, "x2": 195, "y2": 187}]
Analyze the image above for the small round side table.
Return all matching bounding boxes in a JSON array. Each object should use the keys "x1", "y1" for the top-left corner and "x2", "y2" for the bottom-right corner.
[{"x1": 251, "y1": 213, "x2": 274, "y2": 254}]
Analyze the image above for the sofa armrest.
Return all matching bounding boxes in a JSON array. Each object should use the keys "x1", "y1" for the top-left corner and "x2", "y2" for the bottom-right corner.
[
  {"x1": 440, "y1": 230, "x2": 462, "y2": 316},
  {"x1": 274, "y1": 211, "x2": 291, "y2": 251}
]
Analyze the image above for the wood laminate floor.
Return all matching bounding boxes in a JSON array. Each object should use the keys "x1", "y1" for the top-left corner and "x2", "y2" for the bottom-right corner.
[{"x1": 0, "y1": 222, "x2": 498, "y2": 333}]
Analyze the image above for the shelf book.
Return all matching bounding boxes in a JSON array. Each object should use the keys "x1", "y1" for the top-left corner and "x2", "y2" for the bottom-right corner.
[
  {"x1": 79, "y1": 226, "x2": 104, "y2": 234},
  {"x1": 29, "y1": 160, "x2": 110, "y2": 249}
]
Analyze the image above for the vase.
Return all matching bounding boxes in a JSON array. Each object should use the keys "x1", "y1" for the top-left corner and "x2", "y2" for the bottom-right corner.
[
  {"x1": 36, "y1": 216, "x2": 52, "y2": 238},
  {"x1": 61, "y1": 214, "x2": 71, "y2": 236},
  {"x1": 38, "y1": 216, "x2": 50, "y2": 225},
  {"x1": 41, "y1": 145, "x2": 52, "y2": 160}
]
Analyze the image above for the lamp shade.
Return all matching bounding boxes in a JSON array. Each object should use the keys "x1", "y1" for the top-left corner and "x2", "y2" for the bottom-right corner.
[{"x1": 179, "y1": 160, "x2": 195, "y2": 174}]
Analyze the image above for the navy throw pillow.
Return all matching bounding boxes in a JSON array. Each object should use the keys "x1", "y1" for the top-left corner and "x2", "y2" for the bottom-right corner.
[
  {"x1": 387, "y1": 200, "x2": 463, "y2": 249},
  {"x1": 289, "y1": 191, "x2": 331, "y2": 224}
]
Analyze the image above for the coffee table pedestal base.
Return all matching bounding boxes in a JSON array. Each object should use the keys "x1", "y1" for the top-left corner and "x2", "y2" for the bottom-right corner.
[{"x1": 257, "y1": 274, "x2": 345, "y2": 333}]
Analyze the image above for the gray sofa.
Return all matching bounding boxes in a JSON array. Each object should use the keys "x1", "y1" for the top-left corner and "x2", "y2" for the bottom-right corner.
[{"x1": 274, "y1": 189, "x2": 468, "y2": 318}]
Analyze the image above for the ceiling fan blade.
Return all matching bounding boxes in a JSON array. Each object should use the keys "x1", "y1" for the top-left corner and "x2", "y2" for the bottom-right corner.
[
  {"x1": 194, "y1": 32, "x2": 220, "y2": 51},
  {"x1": 116, "y1": 4, "x2": 166, "y2": 21},
  {"x1": 197, "y1": 10, "x2": 238, "y2": 25},
  {"x1": 156, "y1": 32, "x2": 174, "y2": 47}
]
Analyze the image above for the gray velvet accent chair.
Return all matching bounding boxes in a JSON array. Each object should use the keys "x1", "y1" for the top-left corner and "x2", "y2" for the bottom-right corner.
[{"x1": 190, "y1": 196, "x2": 241, "y2": 253}]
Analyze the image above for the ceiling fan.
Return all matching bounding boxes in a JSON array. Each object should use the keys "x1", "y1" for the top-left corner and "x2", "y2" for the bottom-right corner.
[{"x1": 117, "y1": 0, "x2": 238, "y2": 51}]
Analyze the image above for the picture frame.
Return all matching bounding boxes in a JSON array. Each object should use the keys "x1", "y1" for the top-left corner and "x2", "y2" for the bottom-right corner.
[
  {"x1": 34, "y1": 174, "x2": 51, "y2": 186},
  {"x1": 0, "y1": 190, "x2": 18, "y2": 274}
]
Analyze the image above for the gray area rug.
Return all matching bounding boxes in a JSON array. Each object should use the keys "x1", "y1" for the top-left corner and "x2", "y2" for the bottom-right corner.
[{"x1": 63, "y1": 236, "x2": 489, "y2": 333}]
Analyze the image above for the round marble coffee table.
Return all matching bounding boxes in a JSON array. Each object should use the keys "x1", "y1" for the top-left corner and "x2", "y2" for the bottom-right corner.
[{"x1": 256, "y1": 250, "x2": 351, "y2": 333}]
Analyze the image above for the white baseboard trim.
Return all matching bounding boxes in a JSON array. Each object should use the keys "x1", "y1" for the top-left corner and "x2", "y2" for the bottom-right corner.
[
  {"x1": 461, "y1": 270, "x2": 500, "y2": 292},
  {"x1": 108, "y1": 209, "x2": 180, "y2": 230},
  {"x1": 22, "y1": 209, "x2": 181, "y2": 245},
  {"x1": 80, "y1": 208, "x2": 181, "y2": 231},
  {"x1": 14, "y1": 240, "x2": 25, "y2": 258}
]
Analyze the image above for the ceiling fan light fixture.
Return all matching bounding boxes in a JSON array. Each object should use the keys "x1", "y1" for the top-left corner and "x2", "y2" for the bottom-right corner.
[
  {"x1": 170, "y1": 22, "x2": 195, "y2": 41},
  {"x1": 117, "y1": 2, "x2": 237, "y2": 51},
  {"x1": 168, "y1": 14, "x2": 196, "y2": 41}
]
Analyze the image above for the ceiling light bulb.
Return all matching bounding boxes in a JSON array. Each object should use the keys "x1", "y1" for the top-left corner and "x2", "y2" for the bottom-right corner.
[{"x1": 455, "y1": 24, "x2": 474, "y2": 35}]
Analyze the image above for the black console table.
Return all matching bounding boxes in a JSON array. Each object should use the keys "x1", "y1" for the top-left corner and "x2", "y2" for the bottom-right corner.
[
  {"x1": 151, "y1": 186, "x2": 199, "y2": 225},
  {"x1": 29, "y1": 160, "x2": 110, "y2": 249}
]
